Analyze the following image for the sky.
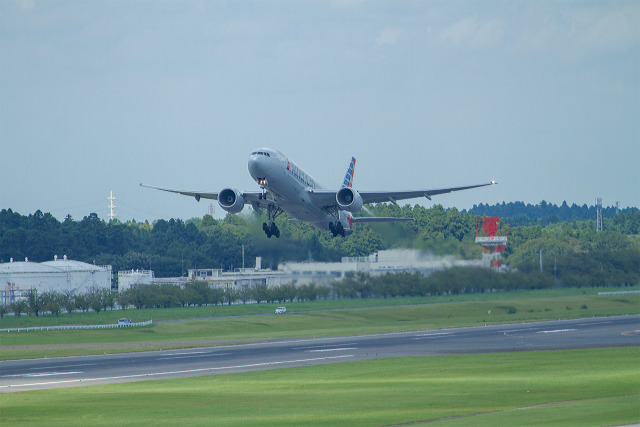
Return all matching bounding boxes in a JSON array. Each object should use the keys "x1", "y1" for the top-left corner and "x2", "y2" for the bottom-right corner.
[{"x1": 1, "y1": 0, "x2": 638, "y2": 222}]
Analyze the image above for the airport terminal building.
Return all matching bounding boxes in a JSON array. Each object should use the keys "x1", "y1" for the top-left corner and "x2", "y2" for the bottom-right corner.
[
  {"x1": 282, "y1": 249, "x2": 481, "y2": 286},
  {"x1": 169, "y1": 249, "x2": 482, "y2": 290}
]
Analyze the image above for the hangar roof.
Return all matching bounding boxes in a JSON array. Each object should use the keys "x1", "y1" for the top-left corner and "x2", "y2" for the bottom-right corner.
[
  {"x1": 0, "y1": 261, "x2": 64, "y2": 274},
  {"x1": 41, "y1": 259, "x2": 108, "y2": 272},
  {"x1": 0, "y1": 258, "x2": 110, "y2": 274}
]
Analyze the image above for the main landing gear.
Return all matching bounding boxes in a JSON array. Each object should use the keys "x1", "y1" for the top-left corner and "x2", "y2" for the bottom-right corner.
[
  {"x1": 262, "y1": 204, "x2": 281, "y2": 238},
  {"x1": 329, "y1": 221, "x2": 346, "y2": 238},
  {"x1": 263, "y1": 221, "x2": 280, "y2": 238}
]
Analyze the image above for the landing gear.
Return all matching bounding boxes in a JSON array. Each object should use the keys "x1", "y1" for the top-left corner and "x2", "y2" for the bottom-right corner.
[
  {"x1": 263, "y1": 222, "x2": 280, "y2": 238},
  {"x1": 263, "y1": 204, "x2": 281, "y2": 238},
  {"x1": 329, "y1": 221, "x2": 345, "y2": 238}
]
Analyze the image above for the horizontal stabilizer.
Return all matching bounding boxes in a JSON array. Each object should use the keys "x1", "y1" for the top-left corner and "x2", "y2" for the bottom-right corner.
[{"x1": 351, "y1": 217, "x2": 415, "y2": 223}]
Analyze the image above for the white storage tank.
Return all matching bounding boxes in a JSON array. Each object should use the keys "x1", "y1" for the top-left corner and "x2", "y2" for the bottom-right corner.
[
  {"x1": 0, "y1": 256, "x2": 112, "y2": 296},
  {"x1": 42, "y1": 255, "x2": 112, "y2": 292}
]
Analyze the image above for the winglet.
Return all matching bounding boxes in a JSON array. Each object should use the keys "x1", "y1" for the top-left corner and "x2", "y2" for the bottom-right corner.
[{"x1": 342, "y1": 157, "x2": 356, "y2": 188}]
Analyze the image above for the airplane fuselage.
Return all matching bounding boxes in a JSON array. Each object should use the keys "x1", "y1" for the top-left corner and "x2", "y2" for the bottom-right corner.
[{"x1": 248, "y1": 148, "x2": 351, "y2": 232}]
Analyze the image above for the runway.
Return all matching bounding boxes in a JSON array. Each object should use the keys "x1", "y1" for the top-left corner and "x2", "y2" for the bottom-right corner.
[{"x1": 1, "y1": 315, "x2": 638, "y2": 393}]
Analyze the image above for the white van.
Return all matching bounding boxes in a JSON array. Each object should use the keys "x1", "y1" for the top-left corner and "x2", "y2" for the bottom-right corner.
[{"x1": 274, "y1": 307, "x2": 287, "y2": 314}]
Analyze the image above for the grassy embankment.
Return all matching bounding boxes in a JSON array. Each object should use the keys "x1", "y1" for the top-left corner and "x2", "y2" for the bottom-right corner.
[
  {"x1": 1, "y1": 347, "x2": 638, "y2": 426},
  {"x1": 1, "y1": 287, "x2": 638, "y2": 360}
]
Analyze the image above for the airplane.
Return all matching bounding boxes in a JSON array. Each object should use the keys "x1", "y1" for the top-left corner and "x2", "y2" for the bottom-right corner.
[{"x1": 141, "y1": 148, "x2": 496, "y2": 238}]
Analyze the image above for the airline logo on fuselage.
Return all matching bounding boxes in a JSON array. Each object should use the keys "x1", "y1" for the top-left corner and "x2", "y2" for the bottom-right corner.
[{"x1": 287, "y1": 159, "x2": 316, "y2": 189}]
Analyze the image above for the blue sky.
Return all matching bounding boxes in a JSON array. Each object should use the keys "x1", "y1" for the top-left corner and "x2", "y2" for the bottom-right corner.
[{"x1": 1, "y1": 0, "x2": 638, "y2": 222}]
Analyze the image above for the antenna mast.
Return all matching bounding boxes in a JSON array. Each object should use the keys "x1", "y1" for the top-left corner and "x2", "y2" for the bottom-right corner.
[
  {"x1": 596, "y1": 197, "x2": 603, "y2": 232},
  {"x1": 108, "y1": 191, "x2": 116, "y2": 221}
]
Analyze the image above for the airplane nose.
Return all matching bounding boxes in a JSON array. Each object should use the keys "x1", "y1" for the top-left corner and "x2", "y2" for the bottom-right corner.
[{"x1": 248, "y1": 154, "x2": 265, "y2": 179}]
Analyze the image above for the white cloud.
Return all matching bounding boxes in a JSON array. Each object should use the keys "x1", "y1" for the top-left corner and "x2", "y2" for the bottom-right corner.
[
  {"x1": 376, "y1": 27, "x2": 401, "y2": 47},
  {"x1": 517, "y1": 3, "x2": 639, "y2": 54},
  {"x1": 439, "y1": 18, "x2": 503, "y2": 47},
  {"x1": 16, "y1": 0, "x2": 34, "y2": 10},
  {"x1": 571, "y1": 5, "x2": 640, "y2": 51}
]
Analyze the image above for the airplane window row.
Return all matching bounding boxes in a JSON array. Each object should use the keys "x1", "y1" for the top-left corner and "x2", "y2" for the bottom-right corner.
[{"x1": 251, "y1": 151, "x2": 270, "y2": 157}]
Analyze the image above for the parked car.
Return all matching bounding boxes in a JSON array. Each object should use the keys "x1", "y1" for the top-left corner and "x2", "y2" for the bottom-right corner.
[
  {"x1": 118, "y1": 318, "x2": 132, "y2": 325},
  {"x1": 274, "y1": 307, "x2": 287, "y2": 314}
]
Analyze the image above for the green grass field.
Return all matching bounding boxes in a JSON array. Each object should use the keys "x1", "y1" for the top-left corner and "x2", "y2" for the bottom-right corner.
[
  {"x1": 1, "y1": 289, "x2": 638, "y2": 360},
  {"x1": 2, "y1": 289, "x2": 639, "y2": 426},
  {"x1": 1, "y1": 347, "x2": 638, "y2": 426},
  {"x1": 2, "y1": 286, "x2": 638, "y2": 328}
]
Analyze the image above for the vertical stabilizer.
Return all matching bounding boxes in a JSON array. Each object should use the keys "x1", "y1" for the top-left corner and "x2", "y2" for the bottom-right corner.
[{"x1": 342, "y1": 157, "x2": 356, "y2": 188}]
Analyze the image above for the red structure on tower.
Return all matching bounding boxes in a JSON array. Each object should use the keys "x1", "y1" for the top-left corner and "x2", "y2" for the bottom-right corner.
[{"x1": 475, "y1": 216, "x2": 508, "y2": 270}]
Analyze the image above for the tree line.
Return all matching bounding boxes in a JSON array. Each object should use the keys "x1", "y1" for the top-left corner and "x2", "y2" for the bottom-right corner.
[
  {"x1": 0, "y1": 268, "x2": 562, "y2": 318},
  {"x1": 2, "y1": 248, "x2": 637, "y2": 318},
  {"x1": 0, "y1": 287, "x2": 115, "y2": 318},
  {"x1": 465, "y1": 200, "x2": 636, "y2": 227},
  {"x1": 0, "y1": 204, "x2": 638, "y2": 285}
]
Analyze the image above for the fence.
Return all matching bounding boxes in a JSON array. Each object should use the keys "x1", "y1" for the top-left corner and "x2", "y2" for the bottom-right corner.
[
  {"x1": 1, "y1": 320, "x2": 152, "y2": 333},
  {"x1": 597, "y1": 291, "x2": 640, "y2": 296}
]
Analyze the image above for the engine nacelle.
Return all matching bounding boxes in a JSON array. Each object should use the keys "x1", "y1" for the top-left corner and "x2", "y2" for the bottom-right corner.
[
  {"x1": 336, "y1": 187, "x2": 363, "y2": 212},
  {"x1": 218, "y1": 188, "x2": 245, "y2": 213}
]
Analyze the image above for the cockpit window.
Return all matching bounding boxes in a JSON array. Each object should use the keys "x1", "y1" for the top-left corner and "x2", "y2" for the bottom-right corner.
[{"x1": 251, "y1": 151, "x2": 270, "y2": 157}]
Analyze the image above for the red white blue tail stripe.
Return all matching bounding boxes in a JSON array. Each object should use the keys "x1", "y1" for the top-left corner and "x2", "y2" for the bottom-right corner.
[{"x1": 342, "y1": 157, "x2": 356, "y2": 188}]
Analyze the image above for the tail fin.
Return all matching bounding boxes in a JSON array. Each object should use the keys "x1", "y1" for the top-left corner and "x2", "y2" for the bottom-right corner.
[{"x1": 342, "y1": 157, "x2": 356, "y2": 188}]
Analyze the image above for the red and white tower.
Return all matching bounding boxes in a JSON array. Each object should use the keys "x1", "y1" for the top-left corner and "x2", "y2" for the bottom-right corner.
[{"x1": 475, "y1": 216, "x2": 508, "y2": 270}]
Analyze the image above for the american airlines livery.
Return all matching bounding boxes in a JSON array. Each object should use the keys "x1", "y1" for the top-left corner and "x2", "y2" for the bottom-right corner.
[{"x1": 141, "y1": 148, "x2": 496, "y2": 238}]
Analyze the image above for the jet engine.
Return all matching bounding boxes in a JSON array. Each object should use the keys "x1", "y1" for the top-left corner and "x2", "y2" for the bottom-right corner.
[
  {"x1": 218, "y1": 188, "x2": 245, "y2": 213},
  {"x1": 336, "y1": 187, "x2": 363, "y2": 212}
]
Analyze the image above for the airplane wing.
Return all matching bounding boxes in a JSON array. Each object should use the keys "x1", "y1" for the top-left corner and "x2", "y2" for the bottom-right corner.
[
  {"x1": 140, "y1": 183, "x2": 266, "y2": 205},
  {"x1": 309, "y1": 181, "x2": 496, "y2": 207},
  {"x1": 358, "y1": 182, "x2": 496, "y2": 204},
  {"x1": 140, "y1": 184, "x2": 219, "y2": 201}
]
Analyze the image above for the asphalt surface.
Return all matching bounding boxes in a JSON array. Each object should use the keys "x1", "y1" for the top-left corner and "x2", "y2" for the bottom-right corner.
[{"x1": 1, "y1": 315, "x2": 638, "y2": 393}]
